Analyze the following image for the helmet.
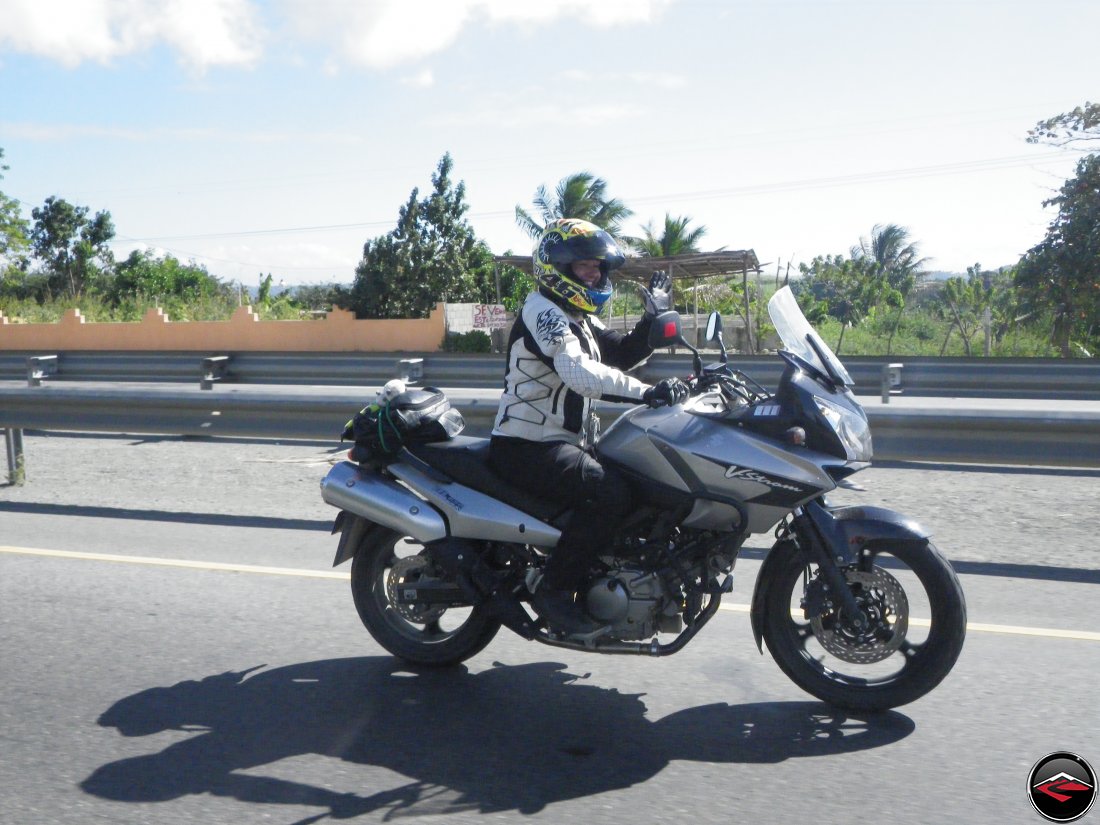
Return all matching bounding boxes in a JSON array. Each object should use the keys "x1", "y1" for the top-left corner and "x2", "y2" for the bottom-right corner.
[{"x1": 533, "y1": 218, "x2": 625, "y2": 313}]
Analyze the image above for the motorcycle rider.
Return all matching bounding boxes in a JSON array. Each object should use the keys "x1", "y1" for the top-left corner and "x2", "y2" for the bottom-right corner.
[{"x1": 488, "y1": 218, "x2": 689, "y2": 635}]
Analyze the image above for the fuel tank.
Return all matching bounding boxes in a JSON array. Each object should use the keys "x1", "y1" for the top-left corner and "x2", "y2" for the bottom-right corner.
[{"x1": 596, "y1": 401, "x2": 839, "y2": 534}]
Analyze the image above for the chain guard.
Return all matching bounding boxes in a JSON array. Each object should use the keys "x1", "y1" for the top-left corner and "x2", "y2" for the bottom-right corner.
[{"x1": 808, "y1": 566, "x2": 909, "y2": 664}]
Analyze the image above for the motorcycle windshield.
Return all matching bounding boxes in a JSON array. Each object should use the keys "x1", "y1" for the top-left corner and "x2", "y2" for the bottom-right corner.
[{"x1": 768, "y1": 286, "x2": 854, "y2": 388}]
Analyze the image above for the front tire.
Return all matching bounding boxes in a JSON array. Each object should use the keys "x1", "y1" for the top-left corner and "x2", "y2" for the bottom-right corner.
[
  {"x1": 760, "y1": 539, "x2": 966, "y2": 711},
  {"x1": 350, "y1": 528, "x2": 500, "y2": 666}
]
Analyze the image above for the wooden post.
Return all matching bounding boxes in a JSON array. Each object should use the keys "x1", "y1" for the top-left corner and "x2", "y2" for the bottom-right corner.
[
  {"x1": 691, "y1": 267, "x2": 699, "y2": 348},
  {"x1": 742, "y1": 261, "x2": 754, "y2": 354}
]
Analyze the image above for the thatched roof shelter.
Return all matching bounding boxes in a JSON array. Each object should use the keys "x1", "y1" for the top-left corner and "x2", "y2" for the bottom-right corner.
[{"x1": 493, "y1": 249, "x2": 762, "y2": 285}]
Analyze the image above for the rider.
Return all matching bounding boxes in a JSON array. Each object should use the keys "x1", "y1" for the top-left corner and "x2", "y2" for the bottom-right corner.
[{"x1": 488, "y1": 218, "x2": 689, "y2": 635}]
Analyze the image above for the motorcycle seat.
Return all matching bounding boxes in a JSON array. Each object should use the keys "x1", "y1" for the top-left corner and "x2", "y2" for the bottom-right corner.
[{"x1": 405, "y1": 436, "x2": 567, "y2": 525}]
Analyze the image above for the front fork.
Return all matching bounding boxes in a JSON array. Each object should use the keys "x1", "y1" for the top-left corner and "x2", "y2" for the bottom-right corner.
[
  {"x1": 749, "y1": 497, "x2": 932, "y2": 652},
  {"x1": 785, "y1": 504, "x2": 868, "y2": 632}
]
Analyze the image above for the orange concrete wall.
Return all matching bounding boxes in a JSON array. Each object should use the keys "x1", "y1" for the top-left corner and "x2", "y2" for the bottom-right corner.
[{"x1": 0, "y1": 304, "x2": 447, "y2": 352}]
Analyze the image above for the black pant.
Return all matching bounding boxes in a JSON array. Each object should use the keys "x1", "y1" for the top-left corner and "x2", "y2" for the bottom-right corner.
[{"x1": 488, "y1": 436, "x2": 632, "y2": 590}]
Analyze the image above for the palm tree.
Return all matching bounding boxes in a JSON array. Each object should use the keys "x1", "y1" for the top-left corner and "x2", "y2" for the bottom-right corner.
[
  {"x1": 514, "y1": 172, "x2": 633, "y2": 239},
  {"x1": 851, "y1": 223, "x2": 927, "y2": 288},
  {"x1": 851, "y1": 223, "x2": 929, "y2": 354},
  {"x1": 625, "y1": 213, "x2": 708, "y2": 257}
]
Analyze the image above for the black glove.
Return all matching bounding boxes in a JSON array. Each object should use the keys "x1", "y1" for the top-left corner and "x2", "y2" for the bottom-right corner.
[
  {"x1": 640, "y1": 270, "x2": 672, "y2": 317},
  {"x1": 642, "y1": 377, "x2": 690, "y2": 408}
]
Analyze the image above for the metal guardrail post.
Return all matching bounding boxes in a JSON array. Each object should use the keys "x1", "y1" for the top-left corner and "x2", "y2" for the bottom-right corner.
[
  {"x1": 200, "y1": 355, "x2": 230, "y2": 390},
  {"x1": 4, "y1": 428, "x2": 25, "y2": 485},
  {"x1": 881, "y1": 363, "x2": 903, "y2": 403},
  {"x1": 27, "y1": 355, "x2": 58, "y2": 387}
]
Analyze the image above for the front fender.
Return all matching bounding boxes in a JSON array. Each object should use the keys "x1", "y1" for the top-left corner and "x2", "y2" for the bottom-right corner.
[
  {"x1": 815, "y1": 503, "x2": 931, "y2": 556},
  {"x1": 749, "y1": 505, "x2": 933, "y2": 653},
  {"x1": 750, "y1": 539, "x2": 798, "y2": 653}
]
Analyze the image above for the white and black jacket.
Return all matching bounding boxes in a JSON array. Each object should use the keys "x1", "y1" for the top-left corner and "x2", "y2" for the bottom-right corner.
[{"x1": 491, "y1": 290, "x2": 654, "y2": 445}]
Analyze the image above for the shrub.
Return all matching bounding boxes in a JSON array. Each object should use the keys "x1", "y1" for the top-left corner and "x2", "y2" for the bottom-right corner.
[{"x1": 443, "y1": 330, "x2": 492, "y2": 353}]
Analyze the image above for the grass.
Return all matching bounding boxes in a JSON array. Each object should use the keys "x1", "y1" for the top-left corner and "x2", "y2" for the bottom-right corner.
[{"x1": 0, "y1": 292, "x2": 1073, "y2": 358}]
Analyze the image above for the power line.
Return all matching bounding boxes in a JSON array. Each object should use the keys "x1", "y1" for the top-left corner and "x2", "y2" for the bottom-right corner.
[{"x1": 117, "y1": 151, "x2": 1072, "y2": 244}]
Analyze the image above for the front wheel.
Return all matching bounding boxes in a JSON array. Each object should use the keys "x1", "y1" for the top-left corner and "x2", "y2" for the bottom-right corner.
[
  {"x1": 350, "y1": 528, "x2": 500, "y2": 666},
  {"x1": 760, "y1": 539, "x2": 966, "y2": 711}
]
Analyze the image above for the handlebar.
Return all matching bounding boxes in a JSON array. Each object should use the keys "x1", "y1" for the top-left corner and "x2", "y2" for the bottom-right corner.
[
  {"x1": 645, "y1": 365, "x2": 769, "y2": 410},
  {"x1": 684, "y1": 365, "x2": 765, "y2": 406}
]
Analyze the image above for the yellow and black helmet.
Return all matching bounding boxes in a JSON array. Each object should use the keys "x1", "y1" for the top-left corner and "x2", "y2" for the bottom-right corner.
[{"x1": 533, "y1": 218, "x2": 625, "y2": 313}]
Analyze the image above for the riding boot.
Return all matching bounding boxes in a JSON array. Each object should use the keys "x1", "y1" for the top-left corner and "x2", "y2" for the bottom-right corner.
[
  {"x1": 530, "y1": 586, "x2": 602, "y2": 635},
  {"x1": 529, "y1": 555, "x2": 602, "y2": 636}
]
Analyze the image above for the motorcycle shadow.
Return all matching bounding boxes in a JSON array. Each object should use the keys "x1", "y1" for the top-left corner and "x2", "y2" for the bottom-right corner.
[{"x1": 82, "y1": 657, "x2": 914, "y2": 819}]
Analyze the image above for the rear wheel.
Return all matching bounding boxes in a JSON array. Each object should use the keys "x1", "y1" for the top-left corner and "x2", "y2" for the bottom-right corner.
[
  {"x1": 760, "y1": 539, "x2": 966, "y2": 711},
  {"x1": 350, "y1": 528, "x2": 500, "y2": 666}
]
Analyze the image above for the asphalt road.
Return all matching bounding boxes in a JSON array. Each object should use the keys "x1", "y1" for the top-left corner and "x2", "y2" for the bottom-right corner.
[{"x1": 2, "y1": 433, "x2": 1099, "y2": 825}]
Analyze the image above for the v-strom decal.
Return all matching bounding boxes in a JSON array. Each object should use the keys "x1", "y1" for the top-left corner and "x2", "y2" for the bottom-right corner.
[
  {"x1": 694, "y1": 455, "x2": 820, "y2": 506},
  {"x1": 723, "y1": 465, "x2": 805, "y2": 492}
]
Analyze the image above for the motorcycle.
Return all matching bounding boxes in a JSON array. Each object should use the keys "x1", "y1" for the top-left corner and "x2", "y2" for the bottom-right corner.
[{"x1": 320, "y1": 286, "x2": 966, "y2": 712}]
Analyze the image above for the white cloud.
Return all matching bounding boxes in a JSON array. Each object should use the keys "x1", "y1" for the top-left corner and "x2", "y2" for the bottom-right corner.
[
  {"x1": 279, "y1": 0, "x2": 676, "y2": 69},
  {"x1": 623, "y1": 70, "x2": 686, "y2": 90},
  {"x1": 401, "y1": 68, "x2": 435, "y2": 88},
  {"x1": 0, "y1": 0, "x2": 675, "y2": 71},
  {"x1": 427, "y1": 101, "x2": 645, "y2": 130},
  {"x1": 482, "y1": 0, "x2": 675, "y2": 28},
  {"x1": 279, "y1": 0, "x2": 470, "y2": 70},
  {"x1": 0, "y1": 120, "x2": 363, "y2": 145},
  {"x1": 0, "y1": 0, "x2": 263, "y2": 69},
  {"x1": 557, "y1": 68, "x2": 686, "y2": 90}
]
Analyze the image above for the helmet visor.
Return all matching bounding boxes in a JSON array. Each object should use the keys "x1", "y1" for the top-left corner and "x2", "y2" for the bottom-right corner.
[{"x1": 555, "y1": 231, "x2": 624, "y2": 266}]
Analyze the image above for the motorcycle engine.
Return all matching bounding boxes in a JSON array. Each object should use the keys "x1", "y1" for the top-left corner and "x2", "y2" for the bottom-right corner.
[{"x1": 584, "y1": 565, "x2": 682, "y2": 640}]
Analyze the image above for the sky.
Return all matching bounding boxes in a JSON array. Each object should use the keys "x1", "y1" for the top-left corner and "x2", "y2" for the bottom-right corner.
[{"x1": 1, "y1": 0, "x2": 1097, "y2": 288}]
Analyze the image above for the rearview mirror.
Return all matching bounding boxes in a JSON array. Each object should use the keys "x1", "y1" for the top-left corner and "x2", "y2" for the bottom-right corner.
[
  {"x1": 647, "y1": 311, "x2": 684, "y2": 349},
  {"x1": 705, "y1": 312, "x2": 723, "y2": 342},
  {"x1": 705, "y1": 311, "x2": 728, "y2": 364}
]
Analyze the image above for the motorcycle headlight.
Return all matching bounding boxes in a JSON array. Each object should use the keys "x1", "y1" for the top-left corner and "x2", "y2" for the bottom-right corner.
[{"x1": 815, "y1": 397, "x2": 873, "y2": 460}]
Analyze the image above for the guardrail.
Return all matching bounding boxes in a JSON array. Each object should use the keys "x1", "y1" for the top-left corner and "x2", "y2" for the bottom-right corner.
[
  {"x1": 3, "y1": 383, "x2": 1098, "y2": 485},
  {"x1": 2, "y1": 350, "x2": 1098, "y2": 398}
]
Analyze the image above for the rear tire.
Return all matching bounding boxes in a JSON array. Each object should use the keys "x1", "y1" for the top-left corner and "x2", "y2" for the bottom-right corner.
[
  {"x1": 350, "y1": 528, "x2": 500, "y2": 666},
  {"x1": 760, "y1": 539, "x2": 966, "y2": 711}
]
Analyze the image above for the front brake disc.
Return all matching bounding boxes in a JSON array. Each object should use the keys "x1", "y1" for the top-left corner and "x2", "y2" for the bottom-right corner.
[{"x1": 809, "y1": 566, "x2": 909, "y2": 664}]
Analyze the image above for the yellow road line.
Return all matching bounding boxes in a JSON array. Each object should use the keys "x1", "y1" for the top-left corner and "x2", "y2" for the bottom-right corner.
[
  {"x1": 3, "y1": 545, "x2": 1098, "y2": 641},
  {"x1": 0, "y1": 545, "x2": 349, "y2": 580},
  {"x1": 717, "y1": 602, "x2": 1100, "y2": 642}
]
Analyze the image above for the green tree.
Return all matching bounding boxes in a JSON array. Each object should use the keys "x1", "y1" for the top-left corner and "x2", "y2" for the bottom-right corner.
[
  {"x1": 797, "y1": 254, "x2": 890, "y2": 354},
  {"x1": 1014, "y1": 153, "x2": 1100, "y2": 357},
  {"x1": 257, "y1": 273, "x2": 275, "y2": 307},
  {"x1": 0, "y1": 148, "x2": 31, "y2": 286},
  {"x1": 1027, "y1": 101, "x2": 1100, "y2": 150},
  {"x1": 937, "y1": 266, "x2": 994, "y2": 356},
  {"x1": 292, "y1": 282, "x2": 350, "y2": 312},
  {"x1": 625, "y1": 212, "x2": 708, "y2": 256},
  {"x1": 108, "y1": 249, "x2": 223, "y2": 304},
  {"x1": 30, "y1": 195, "x2": 115, "y2": 298},
  {"x1": 347, "y1": 154, "x2": 496, "y2": 319},
  {"x1": 514, "y1": 172, "x2": 633, "y2": 239},
  {"x1": 851, "y1": 223, "x2": 928, "y2": 354}
]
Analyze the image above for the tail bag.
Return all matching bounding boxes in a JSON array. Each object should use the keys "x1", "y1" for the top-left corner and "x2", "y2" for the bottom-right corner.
[{"x1": 342, "y1": 387, "x2": 465, "y2": 460}]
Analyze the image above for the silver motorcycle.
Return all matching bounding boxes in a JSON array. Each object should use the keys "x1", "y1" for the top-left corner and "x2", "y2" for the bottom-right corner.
[{"x1": 320, "y1": 286, "x2": 966, "y2": 711}]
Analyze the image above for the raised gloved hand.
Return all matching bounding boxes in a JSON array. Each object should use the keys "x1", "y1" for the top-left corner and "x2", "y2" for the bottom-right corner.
[
  {"x1": 640, "y1": 269, "x2": 672, "y2": 317},
  {"x1": 642, "y1": 376, "x2": 690, "y2": 408}
]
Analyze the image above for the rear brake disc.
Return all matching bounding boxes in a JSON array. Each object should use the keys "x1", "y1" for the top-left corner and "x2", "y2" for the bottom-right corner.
[{"x1": 386, "y1": 556, "x2": 447, "y2": 624}]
